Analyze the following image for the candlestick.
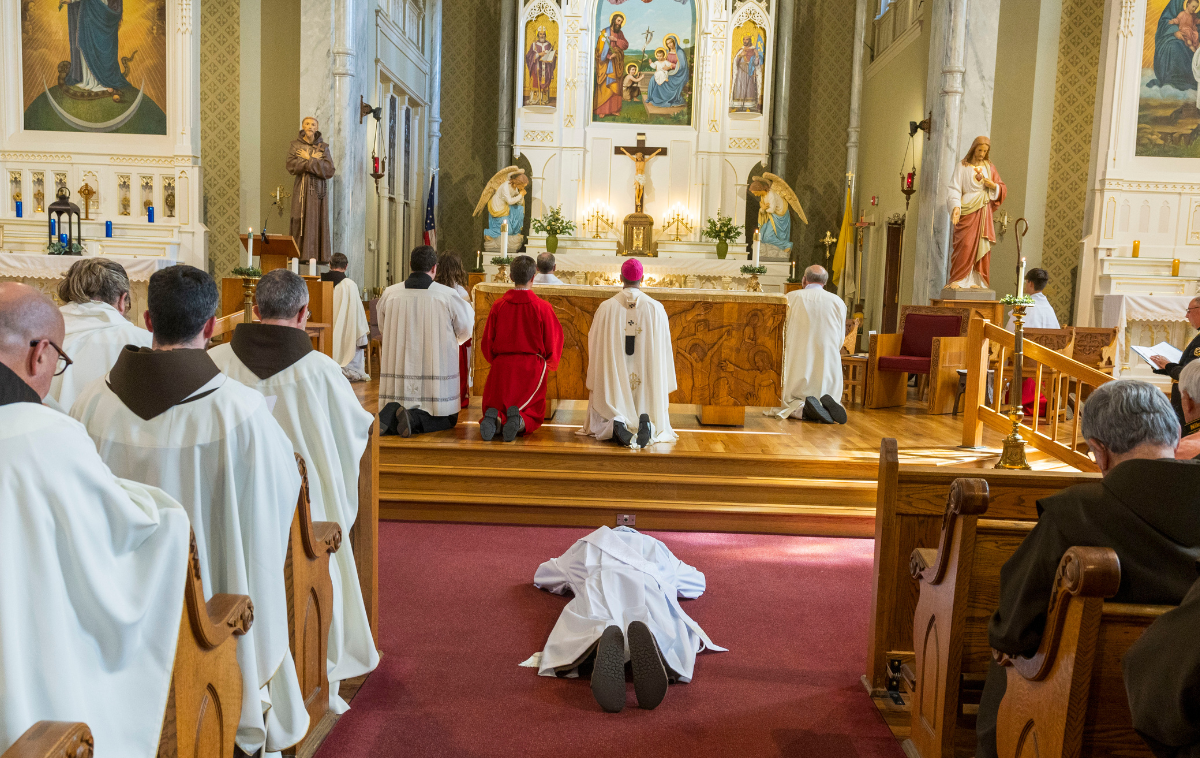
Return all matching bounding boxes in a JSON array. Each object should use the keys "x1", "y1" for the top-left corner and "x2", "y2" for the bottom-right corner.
[
  {"x1": 500, "y1": 221, "x2": 509, "y2": 257},
  {"x1": 790, "y1": 259, "x2": 796, "y2": 281},
  {"x1": 59, "y1": 233, "x2": 68, "y2": 246},
  {"x1": 15, "y1": 201, "x2": 22, "y2": 218},
  {"x1": 1132, "y1": 240, "x2": 1141, "y2": 258},
  {"x1": 247, "y1": 227, "x2": 253, "y2": 266},
  {"x1": 1172, "y1": 257, "x2": 1181, "y2": 276},
  {"x1": 753, "y1": 229, "x2": 761, "y2": 267},
  {"x1": 1017, "y1": 256, "x2": 1026, "y2": 291},
  {"x1": 308, "y1": 258, "x2": 317, "y2": 277},
  {"x1": 147, "y1": 206, "x2": 155, "y2": 223},
  {"x1": 105, "y1": 220, "x2": 113, "y2": 238},
  {"x1": 290, "y1": 257, "x2": 299, "y2": 274},
  {"x1": 50, "y1": 218, "x2": 56, "y2": 237}
]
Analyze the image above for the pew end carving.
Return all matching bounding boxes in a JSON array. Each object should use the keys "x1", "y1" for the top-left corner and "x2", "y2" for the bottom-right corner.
[
  {"x1": 283, "y1": 455, "x2": 342, "y2": 756},
  {"x1": 995, "y1": 547, "x2": 1165, "y2": 758},
  {"x1": 2, "y1": 723, "x2": 93, "y2": 758}
]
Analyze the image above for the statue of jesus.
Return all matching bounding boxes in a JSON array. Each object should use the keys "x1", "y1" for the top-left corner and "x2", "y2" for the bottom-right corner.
[
  {"x1": 947, "y1": 136, "x2": 1006, "y2": 288},
  {"x1": 620, "y1": 147, "x2": 661, "y2": 213}
]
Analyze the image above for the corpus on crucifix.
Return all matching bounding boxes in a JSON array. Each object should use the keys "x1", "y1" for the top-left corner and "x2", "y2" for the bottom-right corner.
[{"x1": 614, "y1": 134, "x2": 666, "y2": 214}]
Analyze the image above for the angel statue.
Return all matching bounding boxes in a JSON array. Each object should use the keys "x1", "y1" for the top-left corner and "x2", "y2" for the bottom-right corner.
[
  {"x1": 474, "y1": 166, "x2": 530, "y2": 253},
  {"x1": 749, "y1": 173, "x2": 807, "y2": 260}
]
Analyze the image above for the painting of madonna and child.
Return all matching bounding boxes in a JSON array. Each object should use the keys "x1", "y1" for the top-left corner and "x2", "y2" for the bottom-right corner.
[
  {"x1": 1138, "y1": 0, "x2": 1200, "y2": 156},
  {"x1": 593, "y1": 0, "x2": 697, "y2": 126}
]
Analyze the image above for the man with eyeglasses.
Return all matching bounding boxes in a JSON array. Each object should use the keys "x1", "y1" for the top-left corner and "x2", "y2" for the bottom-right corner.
[
  {"x1": 0, "y1": 283, "x2": 194, "y2": 757},
  {"x1": 1150, "y1": 295, "x2": 1200, "y2": 425}
]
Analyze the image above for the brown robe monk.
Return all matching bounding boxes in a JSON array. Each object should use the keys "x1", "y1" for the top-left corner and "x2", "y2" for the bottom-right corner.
[
  {"x1": 287, "y1": 130, "x2": 335, "y2": 264},
  {"x1": 1124, "y1": 569, "x2": 1200, "y2": 758},
  {"x1": 976, "y1": 458, "x2": 1200, "y2": 758}
]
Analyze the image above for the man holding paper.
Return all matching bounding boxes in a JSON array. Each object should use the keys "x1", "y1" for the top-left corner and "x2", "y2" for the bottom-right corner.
[{"x1": 1149, "y1": 296, "x2": 1200, "y2": 425}]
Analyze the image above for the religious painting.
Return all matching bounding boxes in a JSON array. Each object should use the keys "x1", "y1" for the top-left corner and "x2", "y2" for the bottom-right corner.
[
  {"x1": 729, "y1": 20, "x2": 766, "y2": 115},
  {"x1": 21, "y1": 0, "x2": 167, "y2": 134},
  {"x1": 592, "y1": 0, "x2": 697, "y2": 127},
  {"x1": 523, "y1": 14, "x2": 559, "y2": 108},
  {"x1": 1137, "y1": 0, "x2": 1200, "y2": 156}
]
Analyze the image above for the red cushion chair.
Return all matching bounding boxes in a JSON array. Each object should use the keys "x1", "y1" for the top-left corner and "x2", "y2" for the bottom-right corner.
[{"x1": 867, "y1": 309, "x2": 970, "y2": 414}]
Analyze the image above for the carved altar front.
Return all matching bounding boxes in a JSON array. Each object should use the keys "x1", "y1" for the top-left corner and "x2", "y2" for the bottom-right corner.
[{"x1": 472, "y1": 282, "x2": 786, "y2": 425}]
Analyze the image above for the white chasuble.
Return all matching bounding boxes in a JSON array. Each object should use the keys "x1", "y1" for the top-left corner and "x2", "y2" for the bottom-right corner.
[
  {"x1": 49, "y1": 300, "x2": 152, "y2": 410},
  {"x1": 71, "y1": 350, "x2": 309, "y2": 755},
  {"x1": 579, "y1": 287, "x2": 677, "y2": 447},
  {"x1": 0, "y1": 401, "x2": 190, "y2": 758},
  {"x1": 377, "y1": 275, "x2": 474, "y2": 416},
  {"x1": 331, "y1": 277, "x2": 369, "y2": 369},
  {"x1": 210, "y1": 336, "x2": 379, "y2": 711},
  {"x1": 775, "y1": 285, "x2": 847, "y2": 418},
  {"x1": 532, "y1": 526, "x2": 725, "y2": 682}
]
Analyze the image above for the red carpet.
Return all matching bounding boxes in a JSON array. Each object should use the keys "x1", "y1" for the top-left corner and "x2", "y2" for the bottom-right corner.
[{"x1": 317, "y1": 523, "x2": 903, "y2": 758}]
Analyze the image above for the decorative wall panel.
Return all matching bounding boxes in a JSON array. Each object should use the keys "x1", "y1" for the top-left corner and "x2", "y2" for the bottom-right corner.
[{"x1": 200, "y1": 0, "x2": 241, "y2": 278}]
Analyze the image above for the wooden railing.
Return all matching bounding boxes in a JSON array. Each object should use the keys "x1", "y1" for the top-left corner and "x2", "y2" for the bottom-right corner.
[{"x1": 961, "y1": 318, "x2": 1114, "y2": 472}]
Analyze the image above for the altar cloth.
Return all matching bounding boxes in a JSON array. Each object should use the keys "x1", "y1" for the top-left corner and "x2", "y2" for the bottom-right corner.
[
  {"x1": 0, "y1": 252, "x2": 172, "y2": 281},
  {"x1": 1101, "y1": 294, "x2": 1195, "y2": 374}
]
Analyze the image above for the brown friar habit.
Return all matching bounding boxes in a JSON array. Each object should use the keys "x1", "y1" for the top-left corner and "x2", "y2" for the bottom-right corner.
[
  {"x1": 975, "y1": 458, "x2": 1200, "y2": 758},
  {"x1": 287, "y1": 130, "x2": 336, "y2": 264},
  {"x1": 1124, "y1": 569, "x2": 1200, "y2": 758}
]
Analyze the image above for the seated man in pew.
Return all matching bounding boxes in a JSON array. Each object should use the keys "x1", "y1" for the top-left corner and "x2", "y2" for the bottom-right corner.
[
  {"x1": 977, "y1": 379, "x2": 1200, "y2": 758},
  {"x1": 209, "y1": 268, "x2": 380, "y2": 711},
  {"x1": 1124, "y1": 570, "x2": 1200, "y2": 758},
  {"x1": 70, "y1": 265, "x2": 310, "y2": 756},
  {"x1": 1176, "y1": 361, "x2": 1200, "y2": 459},
  {"x1": 0, "y1": 283, "x2": 192, "y2": 757}
]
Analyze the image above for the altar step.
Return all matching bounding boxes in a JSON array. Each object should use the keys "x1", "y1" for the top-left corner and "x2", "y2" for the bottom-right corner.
[{"x1": 377, "y1": 439, "x2": 880, "y2": 537}]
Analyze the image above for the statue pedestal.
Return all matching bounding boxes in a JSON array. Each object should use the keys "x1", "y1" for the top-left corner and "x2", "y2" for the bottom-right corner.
[{"x1": 938, "y1": 285, "x2": 996, "y2": 301}]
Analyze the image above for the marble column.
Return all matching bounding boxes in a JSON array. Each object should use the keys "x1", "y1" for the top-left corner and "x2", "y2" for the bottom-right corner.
[
  {"x1": 910, "y1": 0, "x2": 1001, "y2": 306},
  {"x1": 845, "y1": 0, "x2": 869, "y2": 180},
  {"x1": 770, "y1": 0, "x2": 796, "y2": 175},
  {"x1": 497, "y1": 0, "x2": 517, "y2": 169},
  {"x1": 428, "y1": 0, "x2": 443, "y2": 224}
]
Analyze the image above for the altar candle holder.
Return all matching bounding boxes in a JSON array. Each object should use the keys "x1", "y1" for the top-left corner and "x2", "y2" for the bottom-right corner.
[
  {"x1": 1132, "y1": 240, "x2": 1140, "y2": 258},
  {"x1": 663, "y1": 207, "x2": 692, "y2": 242},
  {"x1": 147, "y1": 206, "x2": 155, "y2": 223},
  {"x1": 1173, "y1": 258, "x2": 1181, "y2": 276},
  {"x1": 106, "y1": 220, "x2": 113, "y2": 238},
  {"x1": 15, "y1": 200, "x2": 22, "y2": 218},
  {"x1": 995, "y1": 303, "x2": 1031, "y2": 470}
]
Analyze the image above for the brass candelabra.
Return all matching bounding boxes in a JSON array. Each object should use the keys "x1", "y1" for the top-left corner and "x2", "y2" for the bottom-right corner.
[
  {"x1": 585, "y1": 206, "x2": 616, "y2": 239},
  {"x1": 663, "y1": 208, "x2": 692, "y2": 242}
]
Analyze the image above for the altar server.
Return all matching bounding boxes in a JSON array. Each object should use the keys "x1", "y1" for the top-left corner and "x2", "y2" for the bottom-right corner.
[
  {"x1": 210, "y1": 269, "x2": 379, "y2": 710},
  {"x1": 0, "y1": 284, "x2": 193, "y2": 758},
  {"x1": 49, "y1": 257, "x2": 152, "y2": 410},
  {"x1": 578, "y1": 258, "x2": 677, "y2": 448},
  {"x1": 773, "y1": 265, "x2": 847, "y2": 424},
  {"x1": 321, "y1": 253, "x2": 370, "y2": 382},
  {"x1": 1004, "y1": 267, "x2": 1059, "y2": 330},
  {"x1": 479, "y1": 255, "x2": 564, "y2": 441},
  {"x1": 377, "y1": 245, "x2": 473, "y2": 436},
  {"x1": 530, "y1": 525, "x2": 726, "y2": 713},
  {"x1": 71, "y1": 265, "x2": 309, "y2": 756},
  {"x1": 534, "y1": 252, "x2": 565, "y2": 285}
]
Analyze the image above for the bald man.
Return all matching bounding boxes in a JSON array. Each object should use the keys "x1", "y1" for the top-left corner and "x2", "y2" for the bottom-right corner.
[
  {"x1": 773, "y1": 266, "x2": 847, "y2": 424},
  {"x1": 0, "y1": 283, "x2": 194, "y2": 757}
]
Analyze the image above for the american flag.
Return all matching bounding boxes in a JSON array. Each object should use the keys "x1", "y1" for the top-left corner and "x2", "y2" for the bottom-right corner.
[{"x1": 423, "y1": 173, "x2": 437, "y2": 248}]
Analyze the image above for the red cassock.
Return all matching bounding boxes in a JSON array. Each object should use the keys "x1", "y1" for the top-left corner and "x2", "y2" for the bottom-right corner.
[{"x1": 481, "y1": 288, "x2": 564, "y2": 434}]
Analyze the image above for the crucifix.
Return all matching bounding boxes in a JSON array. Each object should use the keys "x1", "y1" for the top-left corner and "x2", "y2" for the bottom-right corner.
[{"x1": 615, "y1": 133, "x2": 667, "y2": 214}]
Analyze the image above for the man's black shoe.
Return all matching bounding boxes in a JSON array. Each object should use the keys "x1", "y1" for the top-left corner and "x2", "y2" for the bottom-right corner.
[
  {"x1": 591, "y1": 625, "x2": 627, "y2": 713},
  {"x1": 612, "y1": 420, "x2": 634, "y2": 447},
  {"x1": 502, "y1": 406, "x2": 525, "y2": 442},
  {"x1": 802, "y1": 396, "x2": 834, "y2": 424},
  {"x1": 480, "y1": 407, "x2": 500, "y2": 441},
  {"x1": 820, "y1": 394, "x2": 848, "y2": 424},
  {"x1": 628, "y1": 620, "x2": 668, "y2": 710},
  {"x1": 636, "y1": 413, "x2": 652, "y2": 447}
]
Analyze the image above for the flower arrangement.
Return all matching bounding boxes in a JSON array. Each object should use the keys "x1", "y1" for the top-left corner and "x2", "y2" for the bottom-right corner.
[
  {"x1": 46, "y1": 240, "x2": 83, "y2": 255},
  {"x1": 701, "y1": 211, "x2": 743, "y2": 243},
  {"x1": 1000, "y1": 294, "x2": 1035, "y2": 305},
  {"x1": 740, "y1": 264, "x2": 767, "y2": 275},
  {"x1": 490, "y1": 255, "x2": 515, "y2": 266},
  {"x1": 530, "y1": 205, "x2": 576, "y2": 237},
  {"x1": 232, "y1": 266, "x2": 263, "y2": 278}
]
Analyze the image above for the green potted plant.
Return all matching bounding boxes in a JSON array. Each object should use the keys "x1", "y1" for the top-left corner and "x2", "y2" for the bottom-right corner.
[
  {"x1": 530, "y1": 205, "x2": 576, "y2": 254},
  {"x1": 701, "y1": 211, "x2": 743, "y2": 260},
  {"x1": 231, "y1": 266, "x2": 263, "y2": 278}
]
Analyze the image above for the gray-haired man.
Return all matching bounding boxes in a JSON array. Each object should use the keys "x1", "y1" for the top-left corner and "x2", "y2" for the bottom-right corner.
[
  {"x1": 975, "y1": 379, "x2": 1200, "y2": 758},
  {"x1": 533, "y1": 252, "x2": 564, "y2": 285}
]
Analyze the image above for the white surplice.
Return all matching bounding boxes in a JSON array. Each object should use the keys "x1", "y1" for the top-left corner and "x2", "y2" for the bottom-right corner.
[
  {"x1": 71, "y1": 375, "x2": 309, "y2": 755},
  {"x1": 578, "y1": 287, "x2": 677, "y2": 448},
  {"x1": 774, "y1": 284, "x2": 847, "y2": 418},
  {"x1": 533, "y1": 272, "x2": 565, "y2": 285},
  {"x1": 209, "y1": 344, "x2": 379, "y2": 712},
  {"x1": 1005, "y1": 291, "x2": 1060, "y2": 331},
  {"x1": 0, "y1": 402, "x2": 190, "y2": 758},
  {"x1": 49, "y1": 301, "x2": 152, "y2": 410},
  {"x1": 532, "y1": 526, "x2": 725, "y2": 682},
  {"x1": 332, "y1": 277, "x2": 369, "y2": 369},
  {"x1": 376, "y1": 276, "x2": 473, "y2": 416}
]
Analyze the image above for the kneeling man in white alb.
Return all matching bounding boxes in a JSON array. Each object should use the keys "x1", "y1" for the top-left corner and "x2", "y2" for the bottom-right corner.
[{"x1": 774, "y1": 265, "x2": 847, "y2": 424}]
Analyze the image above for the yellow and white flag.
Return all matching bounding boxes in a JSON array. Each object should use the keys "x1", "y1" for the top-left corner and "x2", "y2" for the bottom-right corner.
[{"x1": 831, "y1": 177, "x2": 854, "y2": 300}]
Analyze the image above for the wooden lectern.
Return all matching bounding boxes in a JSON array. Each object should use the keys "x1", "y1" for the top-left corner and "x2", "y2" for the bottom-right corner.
[{"x1": 239, "y1": 234, "x2": 301, "y2": 272}]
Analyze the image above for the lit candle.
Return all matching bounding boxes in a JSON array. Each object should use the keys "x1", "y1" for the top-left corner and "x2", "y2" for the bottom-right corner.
[
  {"x1": 50, "y1": 218, "x2": 56, "y2": 237},
  {"x1": 290, "y1": 257, "x2": 298, "y2": 274},
  {"x1": 247, "y1": 227, "x2": 253, "y2": 267},
  {"x1": 15, "y1": 201, "x2": 22, "y2": 218},
  {"x1": 1017, "y1": 256, "x2": 1026, "y2": 291},
  {"x1": 906, "y1": 172, "x2": 914, "y2": 190},
  {"x1": 105, "y1": 220, "x2": 112, "y2": 238},
  {"x1": 373, "y1": 156, "x2": 380, "y2": 174},
  {"x1": 753, "y1": 229, "x2": 761, "y2": 267},
  {"x1": 147, "y1": 206, "x2": 154, "y2": 223},
  {"x1": 500, "y1": 221, "x2": 509, "y2": 257},
  {"x1": 1173, "y1": 257, "x2": 1181, "y2": 276},
  {"x1": 308, "y1": 258, "x2": 316, "y2": 277},
  {"x1": 1132, "y1": 240, "x2": 1140, "y2": 258}
]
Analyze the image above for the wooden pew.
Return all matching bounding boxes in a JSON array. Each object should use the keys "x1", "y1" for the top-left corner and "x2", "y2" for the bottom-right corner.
[
  {"x1": 906, "y1": 479, "x2": 1036, "y2": 758},
  {"x1": 353, "y1": 416, "x2": 380, "y2": 644},
  {"x1": 2, "y1": 723, "x2": 92, "y2": 758},
  {"x1": 864, "y1": 438, "x2": 1098, "y2": 696},
  {"x1": 283, "y1": 455, "x2": 343, "y2": 756},
  {"x1": 995, "y1": 547, "x2": 1168, "y2": 758}
]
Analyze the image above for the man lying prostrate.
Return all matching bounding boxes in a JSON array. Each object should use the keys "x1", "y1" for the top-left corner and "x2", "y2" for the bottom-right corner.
[
  {"x1": 49, "y1": 257, "x2": 152, "y2": 410},
  {"x1": 976, "y1": 379, "x2": 1200, "y2": 758},
  {"x1": 578, "y1": 259, "x2": 677, "y2": 448},
  {"x1": 0, "y1": 283, "x2": 192, "y2": 758},
  {"x1": 71, "y1": 265, "x2": 310, "y2": 756},
  {"x1": 530, "y1": 525, "x2": 726, "y2": 713},
  {"x1": 210, "y1": 268, "x2": 380, "y2": 711}
]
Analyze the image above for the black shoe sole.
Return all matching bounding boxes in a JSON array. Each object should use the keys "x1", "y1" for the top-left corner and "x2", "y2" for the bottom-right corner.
[
  {"x1": 591, "y1": 626, "x2": 627, "y2": 713},
  {"x1": 803, "y1": 397, "x2": 834, "y2": 424},
  {"x1": 628, "y1": 620, "x2": 668, "y2": 710},
  {"x1": 612, "y1": 421, "x2": 633, "y2": 447},
  {"x1": 502, "y1": 406, "x2": 523, "y2": 442},
  {"x1": 480, "y1": 408, "x2": 499, "y2": 441},
  {"x1": 397, "y1": 405, "x2": 413, "y2": 437},
  {"x1": 636, "y1": 413, "x2": 652, "y2": 447},
  {"x1": 820, "y1": 394, "x2": 848, "y2": 424}
]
